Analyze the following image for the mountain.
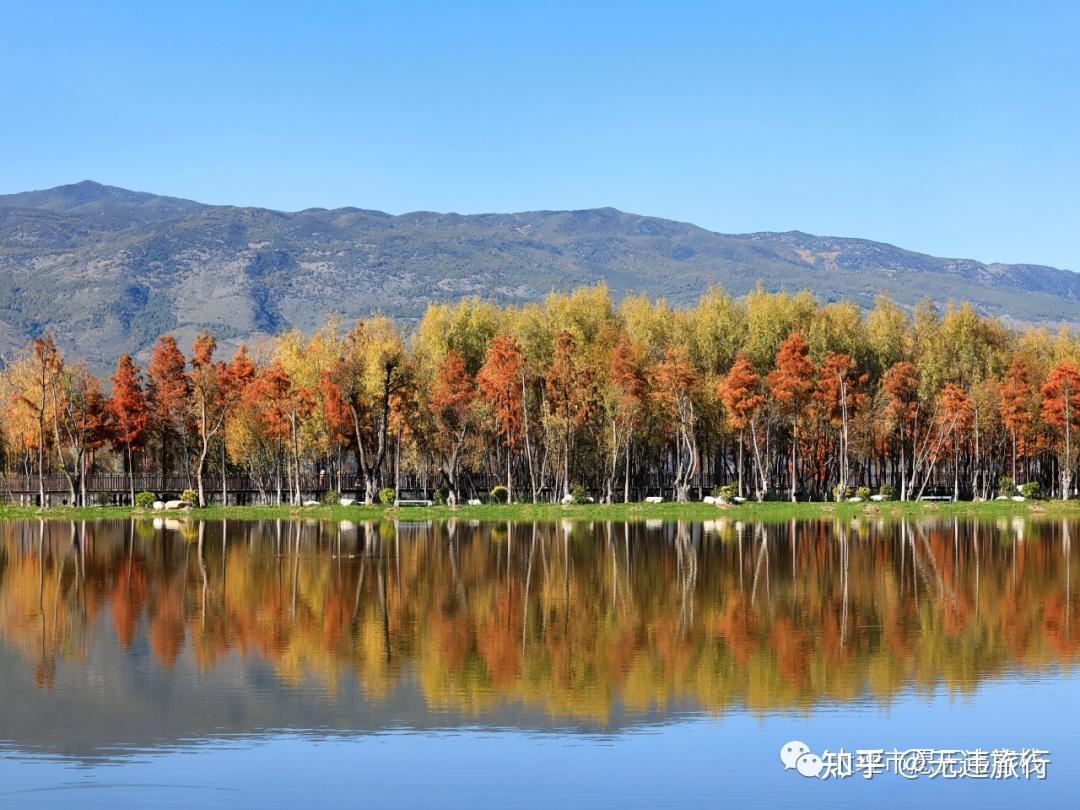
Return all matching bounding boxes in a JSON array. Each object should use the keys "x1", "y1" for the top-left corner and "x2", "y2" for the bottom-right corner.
[{"x1": 1, "y1": 180, "x2": 1077, "y2": 371}]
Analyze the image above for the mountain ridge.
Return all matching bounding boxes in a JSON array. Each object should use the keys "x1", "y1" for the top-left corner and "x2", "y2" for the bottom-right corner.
[{"x1": 1, "y1": 181, "x2": 1077, "y2": 372}]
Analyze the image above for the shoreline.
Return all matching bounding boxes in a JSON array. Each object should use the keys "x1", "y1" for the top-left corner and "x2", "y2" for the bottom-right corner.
[{"x1": 0, "y1": 498, "x2": 1073, "y2": 523}]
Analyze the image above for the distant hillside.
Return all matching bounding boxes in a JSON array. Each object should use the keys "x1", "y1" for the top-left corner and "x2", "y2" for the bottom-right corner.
[{"x1": 1, "y1": 180, "x2": 1077, "y2": 371}]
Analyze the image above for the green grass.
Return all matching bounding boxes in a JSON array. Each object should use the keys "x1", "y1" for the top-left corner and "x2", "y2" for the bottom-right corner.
[{"x1": 0, "y1": 498, "x2": 1076, "y2": 524}]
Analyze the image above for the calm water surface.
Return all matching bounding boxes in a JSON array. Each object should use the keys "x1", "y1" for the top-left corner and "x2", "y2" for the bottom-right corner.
[{"x1": 0, "y1": 515, "x2": 1077, "y2": 807}]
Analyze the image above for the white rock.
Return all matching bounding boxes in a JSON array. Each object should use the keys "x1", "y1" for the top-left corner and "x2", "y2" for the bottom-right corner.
[
  {"x1": 164, "y1": 500, "x2": 190, "y2": 510},
  {"x1": 1011, "y1": 495, "x2": 1026, "y2": 502},
  {"x1": 152, "y1": 501, "x2": 166, "y2": 511},
  {"x1": 995, "y1": 495, "x2": 1009, "y2": 501},
  {"x1": 702, "y1": 495, "x2": 717, "y2": 505},
  {"x1": 302, "y1": 500, "x2": 321, "y2": 507},
  {"x1": 732, "y1": 496, "x2": 746, "y2": 504},
  {"x1": 467, "y1": 498, "x2": 482, "y2": 506},
  {"x1": 561, "y1": 494, "x2": 574, "y2": 504},
  {"x1": 339, "y1": 497, "x2": 356, "y2": 507},
  {"x1": 644, "y1": 496, "x2": 663, "y2": 504},
  {"x1": 847, "y1": 496, "x2": 863, "y2": 503},
  {"x1": 870, "y1": 494, "x2": 885, "y2": 502}
]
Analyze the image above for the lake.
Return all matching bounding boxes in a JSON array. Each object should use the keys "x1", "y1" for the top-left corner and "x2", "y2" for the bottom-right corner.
[{"x1": 0, "y1": 515, "x2": 1076, "y2": 807}]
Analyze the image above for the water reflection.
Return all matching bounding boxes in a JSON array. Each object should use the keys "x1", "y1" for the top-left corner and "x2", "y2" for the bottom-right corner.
[{"x1": 0, "y1": 516, "x2": 1076, "y2": 758}]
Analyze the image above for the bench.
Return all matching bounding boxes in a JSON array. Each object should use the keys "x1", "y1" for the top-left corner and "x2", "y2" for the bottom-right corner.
[{"x1": 394, "y1": 499, "x2": 433, "y2": 507}]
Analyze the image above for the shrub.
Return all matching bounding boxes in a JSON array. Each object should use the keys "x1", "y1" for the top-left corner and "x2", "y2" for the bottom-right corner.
[
  {"x1": 1019, "y1": 481, "x2": 1042, "y2": 499},
  {"x1": 878, "y1": 484, "x2": 896, "y2": 501},
  {"x1": 490, "y1": 485, "x2": 509, "y2": 504},
  {"x1": 322, "y1": 489, "x2": 341, "y2": 506},
  {"x1": 855, "y1": 486, "x2": 872, "y2": 500},
  {"x1": 378, "y1": 487, "x2": 396, "y2": 505},
  {"x1": 180, "y1": 488, "x2": 198, "y2": 506},
  {"x1": 832, "y1": 484, "x2": 853, "y2": 502},
  {"x1": 570, "y1": 484, "x2": 589, "y2": 504},
  {"x1": 998, "y1": 475, "x2": 1017, "y2": 497},
  {"x1": 134, "y1": 491, "x2": 157, "y2": 509},
  {"x1": 713, "y1": 483, "x2": 738, "y2": 502},
  {"x1": 433, "y1": 486, "x2": 450, "y2": 506}
]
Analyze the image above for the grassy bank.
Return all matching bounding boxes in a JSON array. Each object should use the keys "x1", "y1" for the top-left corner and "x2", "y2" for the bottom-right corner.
[{"x1": 0, "y1": 498, "x2": 1076, "y2": 524}]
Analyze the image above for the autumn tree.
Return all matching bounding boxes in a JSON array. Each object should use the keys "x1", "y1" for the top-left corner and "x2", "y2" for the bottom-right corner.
[
  {"x1": 108, "y1": 354, "x2": 149, "y2": 506},
  {"x1": 766, "y1": 332, "x2": 816, "y2": 502},
  {"x1": 477, "y1": 335, "x2": 525, "y2": 502},
  {"x1": 147, "y1": 336, "x2": 191, "y2": 484},
  {"x1": 544, "y1": 331, "x2": 597, "y2": 501},
  {"x1": 720, "y1": 353, "x2": 766, "y2": 500},
  {"x1": 429, "y1": 350, "x2": 476, "y2": 506},
  {"x1": 999, "y1": 355, "x2": 1035, "y2": 482},
  {"x1": 604, "y1": 336, "x2": 648, "y2": 503},
  {"x1": 1041, "y1": 362, "x2": 1080, "y2": 499},
  {"x1": 654, "y1": 348, "x2": 699, "y2": 502}
]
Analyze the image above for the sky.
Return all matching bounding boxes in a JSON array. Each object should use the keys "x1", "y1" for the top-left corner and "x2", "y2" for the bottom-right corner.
[{"x1": 1, "y1": 0, "x2": 1078, "y2": 269}]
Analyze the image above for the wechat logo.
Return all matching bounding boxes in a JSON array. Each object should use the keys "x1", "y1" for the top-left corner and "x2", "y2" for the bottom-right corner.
[{"x1": 780, "y1": 740, "x2": 824, "y2": 778}]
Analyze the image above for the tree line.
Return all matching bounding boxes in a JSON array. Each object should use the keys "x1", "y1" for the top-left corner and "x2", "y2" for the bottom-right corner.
[{"x1": 3, "y1": 283, "x2": 1080, "y2": 505}]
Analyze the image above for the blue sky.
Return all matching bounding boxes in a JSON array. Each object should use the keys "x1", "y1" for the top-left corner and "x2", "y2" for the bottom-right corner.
[{"x1": 2, "y1": 0, "x2": 1078, "y2": 269}]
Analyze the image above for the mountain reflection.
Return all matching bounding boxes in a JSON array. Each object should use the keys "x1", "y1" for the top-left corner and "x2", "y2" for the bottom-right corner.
[{"x1": 0, "y1": 517, "x2": 1077, "y2": 745}]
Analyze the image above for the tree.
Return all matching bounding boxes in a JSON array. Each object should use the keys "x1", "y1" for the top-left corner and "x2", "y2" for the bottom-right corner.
[
  {"x1": 544, "y1": 331, "x2": 596, "y2": 501},
  {"x1": 429, "y1": 350, "x2": 476, "y2": 506},
  {"x1": 815, "y1": 352, "x2": 866, "y2": 497},
  {"x1": 654, "y1": 348, "x2": 699, "y2": 502},
  {"x1": 605, "y1": 335, "x2": 648, "y2": 503},
  {"x1": 720, "y1": 353, "x2": 766, "y2": 500},
  {"x1": 881, "y1": 361, "x2": 920, "y2": 500},
  {"x1": 52, "y1": 366, "x2": 110, "y2": 505},
  {"x1": 766, "y1": 332, "x2": 816, "y2": 502},
  {"x1": 147, "y1": 336, "x2": 191, "y2": 485},
  {"x1": 324, "y1": 318, "x2": 406, "y2": 504},
  {"x1": 1041, "y1": 362, "x2": 1080, "y2": 500},
  {"x1": 477, "y1": 335, "x2": 525, "y2": 502},
  {"x1": 108, "y1": 354, "x2": 149, "y2": 506},
  {"x1": 999, "y1": 355, "x2": 1035, "y2": 482}
]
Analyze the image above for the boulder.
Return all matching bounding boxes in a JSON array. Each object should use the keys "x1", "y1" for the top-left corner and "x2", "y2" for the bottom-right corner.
[
  {"x1": 869, "y1": 494, "x2": 885, "y2": 502},
  {"x1": 847, "y1": 496, "x2": 863, "y2": 503},
  {"x1": 644, "y1": 496, "x2": 663, "y2": 504},
  {"x1": 339, "y1": 497, "x2": 356, "y2": 507},
  {"x1": 732, "y1": 496, "x2": 747, "y2": 504},
  {"x1": 1011, "y1": 495, "x2": 1026, "y2": 502},
  {"x1": 467, "y1": 498, "x2": 482, "y2": 506},
  {"x1": 302, "y1": 500, "x2": 321, "y2": 507},
  {"x1": 152, "y1": 501, "x2": 166, "y2": 511},
  {"x1": 702, "y1": 495, "x2": 716, "y2": 505},
  {"x1": 164, "y1": 500, "x2": 190, "y2": 510}
]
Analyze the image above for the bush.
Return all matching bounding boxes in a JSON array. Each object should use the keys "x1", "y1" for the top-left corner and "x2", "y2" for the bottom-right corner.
[
  {"x1": 433, "y1": 486, "x2": 450, "y2": 506},
  {"x1": 833, "y1": 484, "x2": 853, "y2": 502},
  {"x1": 712, "y1": 483, "x2": 738, "y2": 502},
  {"x1": 855, "y1": 486, "x2": 872, "y2": 500},
  {"x1": 878, "y1": 484, "x2": 896, "y2": 501},
  {"x1": 322, "y1": 489, "x2": 341, "y2": 506},
  {"x1": 490, "y1": 485, "x2": 509, "y2": 504},
  {"x1": 998, "y1": 475, "x2": 1017, "y2": 497},
  {"x1": 570, "y1": 484, "x2": 589, "y2": 504},
  {"x1": 1019, "y1": 481, "x2": 1042, "y2": 499},
  {"x1": 378, "y1": 487, "x2": 396, "y2": 505},
  {"x1": 134, "y1": 491, "x2": 157, "y2": 509},
  {"x1": 180, "y1": 488, "x2": 198, "y2": 506}
]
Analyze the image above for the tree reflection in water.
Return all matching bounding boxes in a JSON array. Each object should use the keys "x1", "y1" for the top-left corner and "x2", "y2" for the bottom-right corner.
[{"x1": 0, "y1": 516, "x2": 1076, "y2": 723}]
